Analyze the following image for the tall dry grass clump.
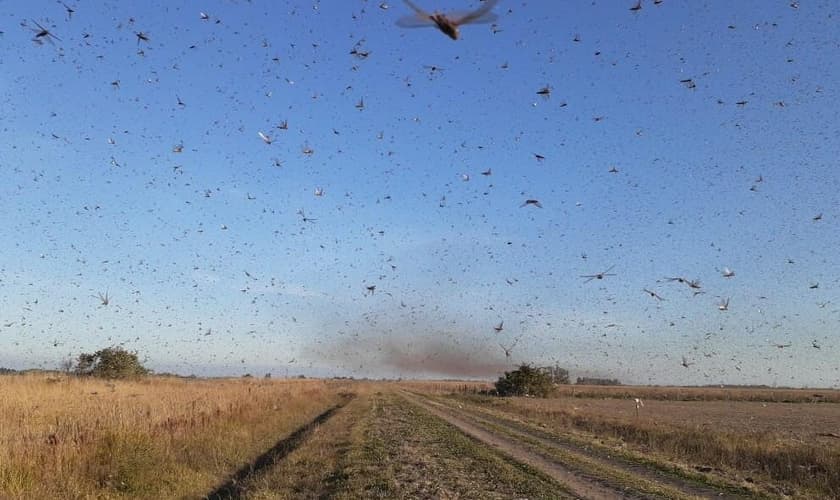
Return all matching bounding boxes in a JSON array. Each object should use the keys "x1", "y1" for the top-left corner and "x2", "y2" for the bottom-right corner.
[{"x1": 0, "y1": 373, "x2": 351, "y2": 498}]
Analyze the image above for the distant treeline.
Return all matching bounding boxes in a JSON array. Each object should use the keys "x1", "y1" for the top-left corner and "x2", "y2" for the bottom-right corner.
[
  {"x1": 0, "y1": 367, "x2": 18, "y2": 375},
  {"x1": 576, "y1": 377, "x2": 622, "y2": 386}
]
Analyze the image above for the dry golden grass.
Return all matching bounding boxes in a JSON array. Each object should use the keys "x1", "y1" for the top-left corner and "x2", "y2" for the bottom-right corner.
[
  {"x1": 6, "y1": 374, "x2": 835, "y2": 498},
  {"x1": 0, "y1": 373, "x2": 351, "y2": 499}
]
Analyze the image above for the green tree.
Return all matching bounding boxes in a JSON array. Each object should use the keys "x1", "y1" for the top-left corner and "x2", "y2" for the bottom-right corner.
[
  {"x1": 74, "y1": 347, "x2": 149, "y2": 379},
  {"x1": 495, "y1": 364, "x2": 555, "y2": 397}
]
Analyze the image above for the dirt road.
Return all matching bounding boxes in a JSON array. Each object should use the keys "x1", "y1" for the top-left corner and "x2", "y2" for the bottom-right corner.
[
  {"x1": 208, "y1": 389, "x2": 766, "y2": 499},
  {"x1": 401, "y1": 391, "x2": 758, "y2": 499},
  {"x1": 401, "y1": 392, "x2": 625, "y2": 499}
]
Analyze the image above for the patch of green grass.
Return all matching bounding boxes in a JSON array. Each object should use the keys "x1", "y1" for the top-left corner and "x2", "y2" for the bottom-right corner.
[
  {"x1": 332, "y1": 395, "x2": 397, "y2": 499},
  {"x1": 420, "y1": 412, "x2": 570, "y2": 498},
  {"x1": 334, "y1": 392, "x2": 573, "y2": 499}
]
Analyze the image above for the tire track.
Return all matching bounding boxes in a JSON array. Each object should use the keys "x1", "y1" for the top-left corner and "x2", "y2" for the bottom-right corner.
[{"x1": 204, "y1": 393, "x2": 355, "y2": 500}]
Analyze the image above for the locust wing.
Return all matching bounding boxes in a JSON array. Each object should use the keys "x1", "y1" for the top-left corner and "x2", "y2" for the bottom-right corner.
[
  {"x1": 396, "y1": 0, "x2": 436, "y2": 28},
  {"x1": 451, "y1": 0, "x2": 499, "y2": 25}
]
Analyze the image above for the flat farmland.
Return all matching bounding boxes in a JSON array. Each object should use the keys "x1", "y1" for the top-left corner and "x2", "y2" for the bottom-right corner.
[
  {"x1": 500, "y1": 393, "x2": 840, "y2": 442},
  {"x1": 2, "y1": 375, "x2": 838, "y2": 499},
  {"x1": 441, "y1": 388, "x2": 840, "y2": 498}
]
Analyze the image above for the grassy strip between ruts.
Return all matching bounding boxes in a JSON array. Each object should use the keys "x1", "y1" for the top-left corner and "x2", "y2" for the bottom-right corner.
[{"x1": 331, "y1": 390, "x2": 576, "y2": 499}]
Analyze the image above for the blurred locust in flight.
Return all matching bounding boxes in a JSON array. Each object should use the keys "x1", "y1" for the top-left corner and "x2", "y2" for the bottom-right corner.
[
  {"x1": 26, "y1": 20, "x2": 61, "y2": 44},
  {"x1": 397, "y1": 0, "x2": 500, "y2": 40}
]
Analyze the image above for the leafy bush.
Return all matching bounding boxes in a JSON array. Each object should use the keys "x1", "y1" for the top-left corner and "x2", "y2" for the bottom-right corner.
[
  {"x1": 74, "y1": 347, "x2": 149, "y2": 379},
  {"x1": 495, "y1": 364, "x2": 555, "y2": 397}
]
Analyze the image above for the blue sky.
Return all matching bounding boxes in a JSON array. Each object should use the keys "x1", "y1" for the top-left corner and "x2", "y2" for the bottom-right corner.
[{"x1": 1, "y1": 0, "x2": 838, "y2": 386}]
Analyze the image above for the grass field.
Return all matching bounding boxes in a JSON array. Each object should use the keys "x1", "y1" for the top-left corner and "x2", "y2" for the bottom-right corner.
[
  {"x1": 0, "y1": 373, "x2": 349, "y2": 498},
  {"x1": 1, "y1": 374, "x2": 837, "y2": 499}
]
